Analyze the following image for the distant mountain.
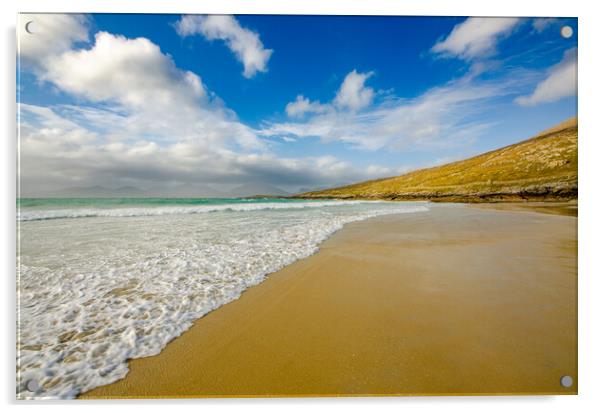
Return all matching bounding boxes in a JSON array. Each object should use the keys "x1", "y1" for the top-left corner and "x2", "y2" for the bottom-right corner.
[
  {"x1": 230, "y1": 183, "x2": 290, "y2": 198},
  {"x1": 33, "y1": 185, "x2": 148, "y2": 198},
  {"x1": 27, "y1": 183, "x2": 235, "y2": 198},
  {"x1": 146, "y1": 184, "x2": 231, "y2": 198},
  {"x1": 23, "y1": 183, "x2": 292, "y2": 199},
  {"x1": 296, "y1": 117, "x2": 577, "y2": 202}
]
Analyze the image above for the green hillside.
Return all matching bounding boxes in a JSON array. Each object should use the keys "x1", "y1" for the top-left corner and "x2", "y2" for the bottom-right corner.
[{"x1": 298, "y1": 118, "x2": 577, "y2": 202}]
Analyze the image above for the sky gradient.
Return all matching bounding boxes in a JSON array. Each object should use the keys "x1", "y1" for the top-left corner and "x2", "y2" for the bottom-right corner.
[{"x1": 17, "y1": 14, "x2": 577, "y2": 197}]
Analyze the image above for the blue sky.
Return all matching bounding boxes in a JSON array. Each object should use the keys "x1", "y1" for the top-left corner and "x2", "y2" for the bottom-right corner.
[{"x1": 18, "y1": 14, "x2": 577, "y2": 196}]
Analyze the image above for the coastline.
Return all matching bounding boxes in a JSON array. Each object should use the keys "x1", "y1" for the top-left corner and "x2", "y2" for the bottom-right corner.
[
  {"x1": 469, "y1": 201, "x2": 578, "y2": 217},
  {"x1": 82, "y1": 204, "x2": 577, "y2": 398}
]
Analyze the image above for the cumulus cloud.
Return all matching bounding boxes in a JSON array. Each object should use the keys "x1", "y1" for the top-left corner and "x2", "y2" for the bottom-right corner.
[
  {"x1": 285, "y1": 95, "x2": 330, "y2": 118},
  {"x1": 264, "y1": 72, "x2": 510, "y2": 151},
  {"x1": 532, "y1": 18, "x2": 558, "y2": 33},
  {"x1": 18, "y1": 14, "x2": 89, "y2": 66},
  {"x1": 17, "y1": 16, "x2": 390, "y2": 195},
  {"x1": 19, "y1": 103, "x2": 97, "y2": 145},
  {"x1": 19, "y1": 103, "x2": 388, "y2": 195},
  {"x1": 175, "y1": 15, "x2": 273, "y2": 78},
  {"x1": 44, "y1": 32, "x2": 206, "y2": 108},
  {"x1": 432, "y1": 17, "x2": 521, "y2": 60},
  {"x1": 32, "y1": 30, "x2": 261, "y2": 150},
  {"x1": 515, "y1": 48, "x2": 577, "y2": 106},
  {"x1": 21, "y1": 15, "x2": 550, "y2": 196},
  {"x1": 284, "y1": 69, "x2": 374, "y2": 121},
  {"x1": 334, "y1": 70, "x2": 375, "y2": 110}
]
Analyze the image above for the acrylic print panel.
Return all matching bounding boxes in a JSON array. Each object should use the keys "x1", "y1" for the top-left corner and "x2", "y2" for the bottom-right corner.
[{"x1": 16, "y1": 13, "x2": 577, "y2": 399}]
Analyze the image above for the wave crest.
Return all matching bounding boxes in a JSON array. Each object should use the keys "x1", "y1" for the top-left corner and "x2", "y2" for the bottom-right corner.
[{"x1": 19, "y1": 200, "x2": 384, "y2": 221}]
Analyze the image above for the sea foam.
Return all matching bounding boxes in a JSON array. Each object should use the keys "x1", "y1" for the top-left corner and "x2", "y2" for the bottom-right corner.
[
  {"x1": 19, "y1": 200, "x2": 374, "y2": 221},
  {"x1": 17, "y1": 200, "x2": 428, "y2": 398}
]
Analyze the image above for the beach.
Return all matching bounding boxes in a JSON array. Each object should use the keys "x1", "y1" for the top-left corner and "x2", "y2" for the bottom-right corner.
[
  {"x1": 82, "y1": 203, "x2": 577, "y2": 398},
  {"x1": 17, "y1": 199, "x2": 428, "y2": 398}
]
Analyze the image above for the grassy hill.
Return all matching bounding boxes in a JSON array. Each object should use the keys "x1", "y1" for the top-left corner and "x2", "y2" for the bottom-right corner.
[{"x1": 297, "y1": 117, "x2": 577, "y2": 202}]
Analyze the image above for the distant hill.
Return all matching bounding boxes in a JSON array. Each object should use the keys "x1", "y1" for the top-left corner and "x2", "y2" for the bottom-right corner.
[
  {"x1": 230, "y1": 183, "x2": 290, "y2": 198},
  {"x1": 24, "y1": 183, "x2": 292, "y2": 199},
  {"x1": 146, "y1": 184, "x2": 230, "y2": 198},
  {"x1": 33, "y1": 185, "x2": 148, "y2": 198},
  {"x1": 297, "y1": 117, "x2": 577, "y2": 202},
  {"x1": 25, "y1": 183, "x2": 234, "y2": 198}
]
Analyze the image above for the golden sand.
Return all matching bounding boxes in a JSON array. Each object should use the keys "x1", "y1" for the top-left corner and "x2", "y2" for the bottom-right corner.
[
  {"x1": 471, "y1": 201, "x2": 578, "y2": 217},
  {"x1": 83, "y1": 204, "x2": 577, "y2": 398}
]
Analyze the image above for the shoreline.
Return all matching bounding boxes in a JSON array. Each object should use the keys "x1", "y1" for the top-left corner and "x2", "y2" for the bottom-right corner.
[
  {"x1": 291, "y1": 195, "x2": 578, "y2": 204},
  {"x1": 82, "y1": 203, "x2": 577, "y2": 398},
  {"x1": 469, "y1": 201, "x2": 578, "y2": 217}
]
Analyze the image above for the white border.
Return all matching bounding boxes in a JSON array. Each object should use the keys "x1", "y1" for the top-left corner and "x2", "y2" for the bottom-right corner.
[
  {"x1": 3, "y1": 1, "x2": 601, "y2": 412},
  {"x1": 8, "y1": 0, "x2": 582, "y2": 17}
]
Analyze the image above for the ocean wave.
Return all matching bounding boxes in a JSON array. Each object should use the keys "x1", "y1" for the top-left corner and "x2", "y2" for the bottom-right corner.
[{"x1": 18, "y1": 200, "x2": 385, "y2": 221}]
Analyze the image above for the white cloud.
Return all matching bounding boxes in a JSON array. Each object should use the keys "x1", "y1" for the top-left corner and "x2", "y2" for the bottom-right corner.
[
  {"x1": 37, "y1": 31, "x2": 261, "y2": 150},
  {"x1": 19, "y1": 103, "x2": 97, "y2": 145},
  {"x1": 19, "y1": 103, "x2": 387, "y2": 195},
  {"x1": 175, "y1": 15, "x2": 273, "y2": 78},
  {"x1": 18, "y1": 15, "x2": 390, "y2": 195},
  {"x1": 18, "y1": 14, "x2": 89, "y2": 66},
  {"x1": 334, "y1": 70, "x2": 375, "y2": 110},
  {"x1": 263, "y1": 74, "x2": 509, "y2": 151},
  {"x1": 283, "y1": 69, "x2": 374, "y2": 120},
  {"x1": 44, "y1": 32, "x2": 206, "y2": 108},
  {"x1": 432, "y1": 17, "x2": 521, "y2": 60},
  {"x1": 285, "y1": 95, "x2": 330, "y2": 118},
  {"x1": 532, "y1": 18, "x2": 558, "y2": 33},
  {"x1": 22, "y1": 15, "x2": 542, "y2": 196},
  {"x1": 365, "y1": 164, "x2": 394, "y2": 177},
  {"x1": 515, "y1": 48, "x2": 577, "y2": 106}
]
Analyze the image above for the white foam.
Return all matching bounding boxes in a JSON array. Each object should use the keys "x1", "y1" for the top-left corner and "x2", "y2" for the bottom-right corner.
[
  {"x1": 18, "y1": 200, "x2": 374, "y2": 221},
  {"x1": 17, "y1": 202, "x2": 428, "y2": 399}
]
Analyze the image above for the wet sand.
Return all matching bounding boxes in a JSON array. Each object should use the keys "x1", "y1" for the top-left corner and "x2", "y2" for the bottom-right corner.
[
  {"x1": 83, "y1": 204, "x2": 577, "y2": 398},
  {"x1": 471, "y1": 201, "x2": 578, "y2": 217}
]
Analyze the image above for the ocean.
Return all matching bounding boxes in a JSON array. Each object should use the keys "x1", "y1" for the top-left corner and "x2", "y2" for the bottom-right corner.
[{"x1": 17, "y1": 198, "x2": 429, "y2": 398}]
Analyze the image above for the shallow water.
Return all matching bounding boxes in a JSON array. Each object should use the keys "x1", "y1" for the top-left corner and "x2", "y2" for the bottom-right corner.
[{"x1": 17, "y1": 198, "x2": 429, "y2": 399}]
